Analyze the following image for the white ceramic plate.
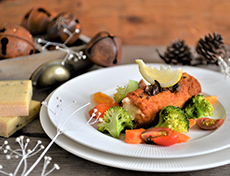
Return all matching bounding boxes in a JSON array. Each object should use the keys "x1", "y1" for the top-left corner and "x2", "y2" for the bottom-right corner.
[
  {"x1": 41, "y1": 94, "x2": 230, "y2": 172},
  {"x1": 47, "y1": 64, "x2": 229, "y2": 159}
]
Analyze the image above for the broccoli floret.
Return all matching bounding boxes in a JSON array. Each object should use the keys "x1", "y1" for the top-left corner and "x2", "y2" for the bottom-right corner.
[
  {"x1": 155, "y1": 105, "x2": 189, "y2": 133},
  {"x1": 114, "y1": 80, "x2": 138, "y2": 103},
  {"x1": 97, "y1": 106, "x2": 133, "y2": 138},
  {"x1": 184, "y1": 95, "x2": 214, "y2": 120}
]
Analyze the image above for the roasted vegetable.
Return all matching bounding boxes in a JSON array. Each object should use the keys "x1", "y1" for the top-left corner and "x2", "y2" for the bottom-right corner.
[
  {"x1": 196, "y1": 117, "x2": 224, "y2": 130},
  {"x1": 93, "y1": 92, "x2": 114, "y2": 105},
  {"x1": 204, "y1": 95, "x2": 217, "y2": 105},
  {"x1": 124, "y1": 128, "x2": 145, "y2": 144},
  {"x1": 114, "y1": 80, "x2": 138, "y2": 103},
  {"x1": 183, "y1": 95, "x2": 214, "y2": 120},
  {"x1": 89, "y1": 103, "x2": 112, "y2": 119},
  {"x1": 155, "y1": 105, "x2": 189, "y2": 133},
  {"x1": 141, "y1": 127, "x2": 179, "y2": 146},
  {"x1": 97, "y1": 106, "x2": 133, "y2": 138},
  {"x1": 141, "y1": 127, "x2": 190, "y2": 146}
]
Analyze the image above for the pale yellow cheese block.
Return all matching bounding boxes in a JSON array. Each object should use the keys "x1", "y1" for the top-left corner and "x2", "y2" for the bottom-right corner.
[
  {"x1": 0, "y1": 100, "x2": 41, "y2": 138},
  {"x1": 0, "y1": 80, "x2": 32, "y2": 116}
]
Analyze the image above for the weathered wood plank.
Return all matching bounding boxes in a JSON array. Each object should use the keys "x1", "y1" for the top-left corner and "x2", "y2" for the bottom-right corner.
[{"x1": 0, "y1": 44, "x2": 86, "y2": 80}]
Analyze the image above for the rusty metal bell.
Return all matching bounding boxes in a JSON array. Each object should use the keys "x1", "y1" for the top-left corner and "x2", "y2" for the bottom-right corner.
[
  {"x1": 85, "y1": 31, "x2": 122, "y2": 67},
  {"x1": 0, "y1": 24, "x2": 35, "y2": 59},
  {"x1": 46, "y1": 12, "x2": 81, "y2": 45},
  {"x1": 21, "y1": 6, "x2": 57, "y2": 35}
]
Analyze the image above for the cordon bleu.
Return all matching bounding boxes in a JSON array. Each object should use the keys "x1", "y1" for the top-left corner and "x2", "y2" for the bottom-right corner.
[{"x1": 122, "y1": 72, "x2": 201, "y2": 128}]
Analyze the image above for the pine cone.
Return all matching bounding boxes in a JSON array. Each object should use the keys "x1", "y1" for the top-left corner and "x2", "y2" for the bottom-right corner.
[
  {"x1": 157, "y1": 39, "x2": 193, "y2": 65},
  {"x1": 196, "y1": 32, "x2": 228, "y2": 65}
]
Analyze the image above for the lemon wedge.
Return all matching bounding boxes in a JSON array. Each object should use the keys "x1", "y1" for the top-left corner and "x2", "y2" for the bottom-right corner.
[{"x1": 135, "y1": 59, "x2": 183, "y2": 88}]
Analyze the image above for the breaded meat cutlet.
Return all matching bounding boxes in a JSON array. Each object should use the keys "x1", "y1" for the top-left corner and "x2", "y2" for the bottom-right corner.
[{"x1": 122, "y1": 72, "x2": 201, "y2": 129}]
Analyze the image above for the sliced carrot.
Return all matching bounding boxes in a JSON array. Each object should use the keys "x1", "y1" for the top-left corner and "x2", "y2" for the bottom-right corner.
[
  {"x1": 89, "y1": 103, "x2": 111, "y2": 119},
  {"x1": 124, "y1": 128, "x2": 145, "y2": 144},
  {"x1": 111, "y1": 102, "x2": 120, "y2": 107},
  {"x1": 138, "y1": 79, "x2": 146, "y2": 88},
  {"x1": 205, "y1": 95, "x2": 217, "y2": 105},
  {"x1": 188, "y1": 119, "x2": 196, "y2": 129},
  {"x1": 93, "y1": 92, "x2": 114, "y2": 105},
  {"x1": 172, "y1": 131, "x2": 190, "y2": 143}
]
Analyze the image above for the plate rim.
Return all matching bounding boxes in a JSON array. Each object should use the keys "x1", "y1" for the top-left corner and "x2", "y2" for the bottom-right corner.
[
  {"x1": 40, "y1": 93, "x2": 230, "y2": 172},
  {"x1": 47, "y1": 63, "x2": 230, "y2": 159}
]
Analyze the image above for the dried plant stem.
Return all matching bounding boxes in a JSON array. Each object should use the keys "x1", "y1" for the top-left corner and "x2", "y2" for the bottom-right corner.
[
  {"x1": 24, "y1": 132, "x2": 60, "y2": 176},
  {"x1": 25, "y1": 101, "x2": 90, "y2": 176}
]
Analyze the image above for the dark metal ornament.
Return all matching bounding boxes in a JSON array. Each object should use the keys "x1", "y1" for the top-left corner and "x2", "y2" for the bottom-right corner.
[
  {"x1": 21, "y1": 6, "x2": 57, "y2": 35},
  {"x1": 85, "y1": 31, "x2": 122, "y2": 66},
  {"x1": 31, "y1": 31, "x2": 122, "y2": 88},
  {"x1": 0, "y1": 24, "x2": 35, "y2": 59},
  {"x1": 30, "y1": 56, "x2": 94, "y2": 88},
  {"x1": 46, "y1": 12, "x2": 81, "y2": 45},
  {"x1": 30, "y1": 59, "x2": 71, "y2": 88}
]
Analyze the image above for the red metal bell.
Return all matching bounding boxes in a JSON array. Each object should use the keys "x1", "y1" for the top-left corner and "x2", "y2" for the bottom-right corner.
[
  {"x1": 85, "y1": 31, "x2": 122, "y2": 66},
  {"x1": 21, "y1": 6, "x2": 57, "y2": 35},
  {"x1": 0, "y1": 24, "x2": 35, "y2": 59},
  {"x1": 46, "y1": 12, "x2": 81, "y2": 45}
]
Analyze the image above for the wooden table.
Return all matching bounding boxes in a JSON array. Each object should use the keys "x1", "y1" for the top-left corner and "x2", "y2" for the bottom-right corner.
[
  {"x1": 0, "y1": 45, "x2": 226, "y2": 176},
  {"x1": 2, "y1": 0, "x2": 230, "y2": 46}
]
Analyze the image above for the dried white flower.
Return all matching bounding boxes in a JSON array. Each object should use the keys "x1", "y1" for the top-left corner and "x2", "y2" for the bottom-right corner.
[
  {"x1": 0, "y1": 95, "x2": 90, "y2": 175},
  {"x1": 0, "y1": 137, "x2": 58, "y2": 176},
  {"x1": 36, "y1": 25, "x2": 86, "y2": 65}
]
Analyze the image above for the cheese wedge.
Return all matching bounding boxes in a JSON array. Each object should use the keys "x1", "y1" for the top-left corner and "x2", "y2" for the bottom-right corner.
[
  {"x1": 0, "y1": 100, "x2": 41, "y2": 138},
  {"x1": 0, "y1": 80, "x2": 32, "y2": 116}
]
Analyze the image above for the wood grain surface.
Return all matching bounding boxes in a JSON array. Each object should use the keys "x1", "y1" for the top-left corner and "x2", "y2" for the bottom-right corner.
[
  {"x1": 1, "y1": 0, "x2": 230, "y2": 45},
  {"x1": 0, "y1": 1, "x2": 230, "y2": 175},
  {"x1": 0, "y1": 45, "x2": 225, "y2": 176}
]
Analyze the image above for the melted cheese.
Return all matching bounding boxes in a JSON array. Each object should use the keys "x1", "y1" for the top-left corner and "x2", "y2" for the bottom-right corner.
[{"x1": 122, "y1": 97, "x2": 145, "y2": 120}]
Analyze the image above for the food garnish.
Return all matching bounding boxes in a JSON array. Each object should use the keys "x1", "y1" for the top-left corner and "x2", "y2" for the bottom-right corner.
[
  {"x1": 135, "y1": 59, "x2": 183, "y2": 88},
  {"x1": 87, "y1": 61, "x2": 223, "y2": 147},
  {"x1": 196, "y1": 117, "x2": 224, "y2": 130},
  {"x1": 183, "y1": 95, "x2": 214, "y2": 120},
  {"x1": 93, "y1": 92, "x2": 114, "y2": 105},
  {"x1": 151, "y1": 132, "x2": 179, "y2": 146},
  {"x1": 188, "y1": 119, "x2": 196, "y2": 129},
  {"x1": 122, "y1": 72, "x2": 201, "y2": 129},
  {"x1": 124, "y1": 128, "x2": 145, "y2": 144},
  {"x1": 89, "y1": 103, "x2": 112, "y2": 119},
  {"x1": 204, "y1": 95, "x2": 217, "y2": 105},
  {"x1": 141, "y1": 127, "x2": 180, "y2": 146},
  {"x1": 171, "y1": 130, "x2": 191, "y2": 143},
  {"x1": 114, "y1": 79, "x2": 138, "y2": 103},
  {"x1": 125, "y1": 127, "x2": 191, "y2": 146},
  {"x1": 88, "y1": 91, "x2": 222, "y2": 146},
  {"x1": 97, "y1": 106, "x2": 133, "y2": 138},
  {"x1": 155, "y1": 105, "x2": 189, "y2": 133}
]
